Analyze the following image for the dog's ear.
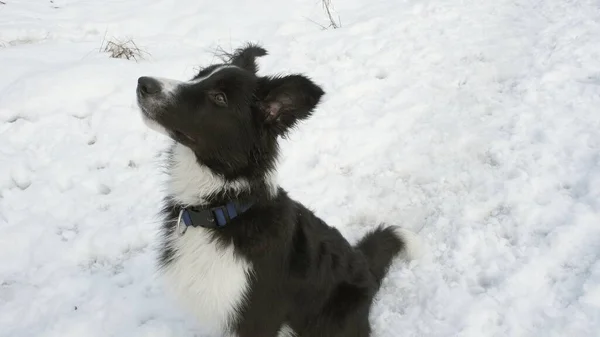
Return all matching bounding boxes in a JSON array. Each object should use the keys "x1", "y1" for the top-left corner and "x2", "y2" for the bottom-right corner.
[
  {"x1": 257, "y1": 74, "x2": 325, "y2": 136},
  {"x1": 230, "y1": 43, "x2": 268, "y2": 73}
]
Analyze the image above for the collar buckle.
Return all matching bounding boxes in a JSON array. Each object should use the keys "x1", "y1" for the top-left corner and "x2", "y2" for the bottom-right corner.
[
  {"x1": 176, "y1": 200, "x2": 253, "y2": 235},
  {"x1": 176, "y1": 209, "x2": 188, "y2": 236}
]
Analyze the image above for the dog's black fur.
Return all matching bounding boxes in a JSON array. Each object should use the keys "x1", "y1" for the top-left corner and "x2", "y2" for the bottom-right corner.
[{"x1": 137, "y1": 43, "x2": 415, "y2": 337}]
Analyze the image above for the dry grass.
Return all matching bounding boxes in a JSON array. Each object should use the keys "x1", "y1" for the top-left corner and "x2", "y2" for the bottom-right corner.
[
  {"x1": 306, "y1": 0, "x2": 342, "y2": 30},
  {"x1": 321, "y1": 0, "x2": 341, "y2": 29},
  {"x1": 99, "y1": 35, "x2": 148, "y2": 62}
]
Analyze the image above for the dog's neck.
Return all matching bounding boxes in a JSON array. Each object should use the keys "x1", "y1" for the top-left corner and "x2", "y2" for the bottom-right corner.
[{"x1": 166, "y1": 142, "x2": 278, "y2": 207}]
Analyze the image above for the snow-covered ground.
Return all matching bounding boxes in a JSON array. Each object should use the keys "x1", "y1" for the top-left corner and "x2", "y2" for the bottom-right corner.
[{"x1": 1, "y1": 0, "x2": 600, "y2": 336}]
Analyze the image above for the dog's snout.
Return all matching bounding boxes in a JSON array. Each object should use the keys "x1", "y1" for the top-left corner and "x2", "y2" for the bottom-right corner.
[{"x1": 137, "y1": 77, "x2": 161, "y2": 96}]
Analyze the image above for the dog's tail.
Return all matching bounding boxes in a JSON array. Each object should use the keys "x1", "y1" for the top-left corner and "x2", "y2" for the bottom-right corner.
[{"x1": 355, "y1": 225, "x2": 421, "y2": 285}]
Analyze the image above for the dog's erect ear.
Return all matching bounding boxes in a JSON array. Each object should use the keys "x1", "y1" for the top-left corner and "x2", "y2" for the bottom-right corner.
[
  {"x1": 257, "y1": 75, "x2": 325, "y2": 135},
  {"x1": 230, "y1": 43, "x2": 268, "y2": 73}
]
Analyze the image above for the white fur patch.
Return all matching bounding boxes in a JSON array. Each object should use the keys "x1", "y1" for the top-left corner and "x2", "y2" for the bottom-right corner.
[
  {"x1": 264, "y1": 169, "x2": 279, "y2": 197},
  {"x1": 154, "y1": 77, "x2": 182, "y2": 98},
  {"x1": 392, "y1": 227, "x2": 423, "y2": 260},
  {"x1": 161, "y1": 227, "x2": 252, "y2": 334},
  {"x1": 190, "y1": 65, "x2": 240, "y2": 84},
  {"x1": 277, "y1": 324, "x2": 297, "y2": 337},
  {"x1": 154, "y1": 65, "x2": 240, "y2": 97},
  {"x1": 167, "y1": 143, "x2": 250, "y2": 206},
  {"x1": 144, "y1": 66, "x2": 240, "y2": 110}
]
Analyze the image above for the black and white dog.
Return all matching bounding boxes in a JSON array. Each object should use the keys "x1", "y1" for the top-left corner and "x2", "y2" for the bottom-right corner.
[{"x1": 136, "y1": 44, "x2": 420, "y2": 337}]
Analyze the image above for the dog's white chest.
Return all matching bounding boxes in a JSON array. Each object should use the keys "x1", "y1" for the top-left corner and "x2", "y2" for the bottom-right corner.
[{"x1": 161, "y1": 227, "x2": 251, "y2": 333}]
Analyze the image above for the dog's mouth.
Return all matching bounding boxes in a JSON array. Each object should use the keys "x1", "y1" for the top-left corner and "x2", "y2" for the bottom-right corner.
[
  {"x1": 138, "y1": 106, "x2": 196, "y2": 144},
  {"x1": 173, "y1": 129, "x2": 195, "y2": 144}
]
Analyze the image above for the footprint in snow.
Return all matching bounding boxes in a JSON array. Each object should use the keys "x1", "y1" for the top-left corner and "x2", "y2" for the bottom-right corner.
[
  {"x1": 7, "y1": 115, "x2": 27, "y2": 124},
  {"x1": 11, "y1": 169, "x2": 31, "y2": 190},
  {"x1": 375, "y1": 70, "x2": 388, "y2": 80},
  {"x1": 98, "y1": 184, "x2": 111, "y2": 195},
  {"x1": 0, "y1": 109, "x2": 26, "y2": 124}
]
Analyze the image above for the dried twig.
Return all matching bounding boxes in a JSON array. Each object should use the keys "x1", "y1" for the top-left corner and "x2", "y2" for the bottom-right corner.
[
  {"x1": 99, "y1": 35, "x2": 149, "y2": 62},
  {"x1": 305, "y1": 17, "x2": 329, "y2": 30},
  {"x1": 322, "y1": 0, "x2": 341, "y2": 29},
  {"x1": 306, "y1": 0, "x2": 342, "y2": 30}
]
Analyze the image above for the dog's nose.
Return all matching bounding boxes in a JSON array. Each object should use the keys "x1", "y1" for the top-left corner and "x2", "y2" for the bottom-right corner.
[{"x1": 137, "y1": 77, "x2": 161, "y2": 96}]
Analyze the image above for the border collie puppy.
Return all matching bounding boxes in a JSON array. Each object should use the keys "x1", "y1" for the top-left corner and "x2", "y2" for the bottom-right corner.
[{"x1": 136, "y1": 43, "x2": 420, "y2": 337}]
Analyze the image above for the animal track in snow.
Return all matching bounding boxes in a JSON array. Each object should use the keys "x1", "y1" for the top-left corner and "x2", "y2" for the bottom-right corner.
[
  {"x1": 11, "y1": 169, "x2": 31, "y2": 190},
  {"x1": 375, "y1": 70, "x2": 388, "y2": 79},
  {"x1": 7, "y1": 115, "x2": 27, "y2": 123},
  {"x1": 97, "y1": 184, "x2": 112, "y2": 195}
]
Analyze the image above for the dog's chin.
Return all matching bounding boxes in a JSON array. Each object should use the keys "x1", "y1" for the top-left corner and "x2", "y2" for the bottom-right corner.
[
  {"x1": 139, "y1": 110, "x2": 197, "y2": 148},
  {"x1": 140, "y1": 112, "x2": 170, "y2": 137}
]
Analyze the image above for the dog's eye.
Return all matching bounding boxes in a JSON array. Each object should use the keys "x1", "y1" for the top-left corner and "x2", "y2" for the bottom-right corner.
[{"x1": 211, "y1": 92, "x2": 228, "y2": 107}]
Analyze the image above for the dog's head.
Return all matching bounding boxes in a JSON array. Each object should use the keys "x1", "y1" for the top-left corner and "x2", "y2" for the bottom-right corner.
[{"x1": 136, "y1": 44, "x2": 324, "y2": 179}]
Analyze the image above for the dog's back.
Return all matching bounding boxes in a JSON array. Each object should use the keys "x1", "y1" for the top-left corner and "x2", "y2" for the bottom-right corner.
[{"x1": 280, "y1": 202, "x2": 418, "y2": 337}]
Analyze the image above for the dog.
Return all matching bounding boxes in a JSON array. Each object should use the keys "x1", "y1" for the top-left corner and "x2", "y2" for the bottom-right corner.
[{"x1": 136, "y1": 43, "x2": 420, "y2": 337}]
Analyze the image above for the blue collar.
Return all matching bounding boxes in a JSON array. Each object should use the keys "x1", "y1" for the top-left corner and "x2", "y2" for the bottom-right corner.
[{"x1": 176, "y1": 200, "x2": 253, "y2": 235}]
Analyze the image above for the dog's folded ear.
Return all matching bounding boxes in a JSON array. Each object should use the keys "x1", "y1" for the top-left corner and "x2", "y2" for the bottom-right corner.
[
  {"x1": 257, "y1": 75, "x2": 325, "y2": 136},
  {"x1": 230, "y1": 43, "x2": 268, "y2": 73}
]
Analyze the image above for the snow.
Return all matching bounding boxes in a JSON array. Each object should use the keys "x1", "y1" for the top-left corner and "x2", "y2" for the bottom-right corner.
[{"x1": 1, "y1": 0, "x2": 600, "y2": 336}]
